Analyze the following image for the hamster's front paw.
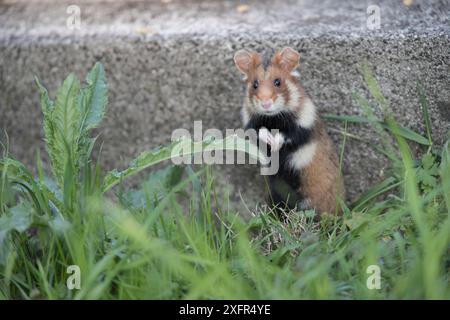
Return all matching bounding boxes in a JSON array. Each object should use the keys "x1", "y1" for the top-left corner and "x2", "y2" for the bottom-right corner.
[
  {"x1": 271, "y1": 132, "x2": 285, "y2": 152},
  {"x1": 258, "y1": 127, "x2": 273, "y2": 146},
  {"x1": 258, "y1": 128, "x2": 284, "y2": 152}
]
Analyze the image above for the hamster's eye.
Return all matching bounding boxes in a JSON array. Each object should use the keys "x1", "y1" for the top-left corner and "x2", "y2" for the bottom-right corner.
[
  {"x1": 253, "y1": 80, "x2": 259, "y2": 90},
  {"x1": 274, "y1": 78, "x2": 281, "y2": 87}
]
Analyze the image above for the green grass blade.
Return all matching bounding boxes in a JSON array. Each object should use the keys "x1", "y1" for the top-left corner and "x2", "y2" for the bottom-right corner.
[
  {"x1": 417, "y1": 81, "x2": 433, "y2": 146},
  {"x1": 352, "y1": 177, "x2": 400, "y2": 212},
  {"x1": 324, "y1": 113, "x2": 430, "y2": 146}
]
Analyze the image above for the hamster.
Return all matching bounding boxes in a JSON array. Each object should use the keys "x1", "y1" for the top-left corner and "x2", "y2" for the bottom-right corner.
[{"x1": 234, "y1": 47, "x2": 345, "y2": 217}]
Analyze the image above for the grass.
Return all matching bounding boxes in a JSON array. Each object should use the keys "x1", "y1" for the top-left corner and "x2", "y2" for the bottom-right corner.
[{"x1": 0, "y1": 63, "x2": 449, "y2": 299}]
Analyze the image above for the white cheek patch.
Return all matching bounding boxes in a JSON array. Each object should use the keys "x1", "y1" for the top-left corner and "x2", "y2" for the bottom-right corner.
[
  {"x1": 286, "y1": 80, "x2": 316, "y2": 129},
  {"x1": 298, "y1": 98, "x2": 316, "y2": 129},
  {"x1": 286, "y1": 80, "x2": 301, "y2": 111},
  {"x1": 272, "y1": 95, "x2": 286, "y2": 112},
  {"x1": 252, "y1": 96, "x2": 260, "y2": 109},
  {"x1": 288, "y1": 142, "x2": 317, "y2": 170}
]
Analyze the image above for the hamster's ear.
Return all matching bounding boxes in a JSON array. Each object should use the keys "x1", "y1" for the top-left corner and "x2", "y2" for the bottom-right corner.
[
  {"x1": 234, "y1": 50, "x2": 261, "y2": 75},
  {"x1": 273, "y1": 47, "x2": 300, "y2": 71}
]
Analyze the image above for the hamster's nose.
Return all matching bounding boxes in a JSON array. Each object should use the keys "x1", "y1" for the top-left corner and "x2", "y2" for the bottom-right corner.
[{"x1": 262, "y1": 100, "x2": 272, "y2": 110}]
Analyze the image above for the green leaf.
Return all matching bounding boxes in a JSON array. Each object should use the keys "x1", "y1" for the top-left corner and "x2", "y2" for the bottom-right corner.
[
  {"x1": 0, "y1": 158, "x2": 50, "y2": 214},
  {"x1": 8, "y1": 202, "x2": 33, "y2": 233},
  {"x1": 102, "y1": 135, "x2": 266, "y2": 193},
  {"x1": 121, "y1": 165, "x2": 186, "y2": 210},
  {"x1": 48, "y1": 215, "x2": 71, "y2": 234},
  {"x1": 0, "y1": 202, "x2": 34, "y2": 263},
  {"x1": 78, "y1": 62, "x2": 108, "y2": 131},
  {"x1": 35, "y1": 77, "x2": 58, "y2": 178},
  {"x1": 74, "y1": 63, "x2": 108, "y2": 177},
  {"x1": 35, "y1": 76, "x2": 55, "y2": 115},
  {"x1": 47, "y1": 73, "x2": 81, "y2": 187}
]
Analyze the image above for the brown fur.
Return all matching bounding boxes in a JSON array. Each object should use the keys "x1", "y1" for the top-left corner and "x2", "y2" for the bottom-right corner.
[{"x1": 301, "y1": 119, "x2": 345, "y2": 215}]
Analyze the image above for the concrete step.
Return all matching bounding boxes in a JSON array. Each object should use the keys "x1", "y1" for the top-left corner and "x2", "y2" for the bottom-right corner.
[{"x1": 1, "y1": 0, "x2": 449, "y2": 204}]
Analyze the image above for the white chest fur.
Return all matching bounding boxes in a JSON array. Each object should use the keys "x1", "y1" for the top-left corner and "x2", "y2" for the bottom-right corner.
[{"x1": 288, "y1": 142, "x2": 317, "y2": 170}]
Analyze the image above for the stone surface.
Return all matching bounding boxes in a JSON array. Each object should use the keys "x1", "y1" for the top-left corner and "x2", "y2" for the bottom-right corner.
[{"x1": 0, "y1": 0, "x2": 449, "y2": 206}]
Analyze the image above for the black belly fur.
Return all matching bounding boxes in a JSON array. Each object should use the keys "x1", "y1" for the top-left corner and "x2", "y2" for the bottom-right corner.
[{"x1": 245, "y1": 111, "x2": 313, "y2": 208}]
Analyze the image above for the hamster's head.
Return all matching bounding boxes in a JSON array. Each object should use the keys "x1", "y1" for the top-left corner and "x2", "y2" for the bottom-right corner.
[{"x1": 234, "y1": 47, "x2": 302, "y2": 116}]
